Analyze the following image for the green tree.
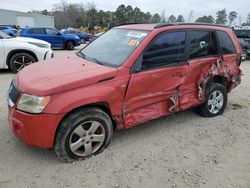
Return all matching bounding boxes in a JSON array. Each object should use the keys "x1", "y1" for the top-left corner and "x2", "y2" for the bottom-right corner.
[
  {"x1": 196, "y1": 15, "x2": 215, "y2": 23},
  {"x1": 114, "y1": 4, "x2": 126, "y2": 24},
  {"x1": 151, "y1": 13, "x2": 161, "y2": 23},
  {"x1": 145, "y1": 12, "x2": 152, "y2": 22},
  {"x1": 216, "y1": 9, "x2": 227, "y2": 25},
  {"x1": 176, "y1": 15, "x2": 185, "y2": 22},
  {"x1": 132, "y1": 7, "x2": 141, "y2": 22},
  {"x1": 168, "y1": 15, "x2": 176, "y2": 23},
  {"x1": 41, "y1": 9, "x2": 49, "y2": 15},
  {"x1": 228, "y1": 11, "x2": 237, "y2": 26}
]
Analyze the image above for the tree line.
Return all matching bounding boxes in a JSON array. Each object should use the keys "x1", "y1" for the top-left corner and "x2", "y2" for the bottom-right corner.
[{"x1": 32, "y1": 0, "x2": 250, "y2": 29}]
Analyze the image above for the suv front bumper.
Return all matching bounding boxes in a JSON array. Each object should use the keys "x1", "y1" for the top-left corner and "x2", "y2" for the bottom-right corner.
[{"x1": 8, "y1": 107, "x2": 65, "y2": 149}]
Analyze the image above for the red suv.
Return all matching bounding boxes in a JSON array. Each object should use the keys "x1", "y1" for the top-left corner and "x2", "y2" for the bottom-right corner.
[{"x1": 7, "y1": 23, "x2": 242, "y2": 162}]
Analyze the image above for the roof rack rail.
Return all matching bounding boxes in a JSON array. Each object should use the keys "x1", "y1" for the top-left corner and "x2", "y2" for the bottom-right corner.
[
  {"x1": 117, "y1": 22, "x2": 150, "y2": 26},
  {"x1": 154, "y1": 22, "x2": 230, "y2": 29}
]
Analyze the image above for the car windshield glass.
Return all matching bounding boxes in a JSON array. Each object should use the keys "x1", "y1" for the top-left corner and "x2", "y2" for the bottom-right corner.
[
  {"x1": 0, "y1": 31, "x2": 12, "y2": 39},
  {"x1": 80, "y1": 28, "x2": 149, "y2": 67}
]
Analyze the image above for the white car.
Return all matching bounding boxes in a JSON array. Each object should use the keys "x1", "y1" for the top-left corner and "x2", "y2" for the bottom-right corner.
[{"x1": 0, "y1": 31, "x2": 53, "y2": 73}]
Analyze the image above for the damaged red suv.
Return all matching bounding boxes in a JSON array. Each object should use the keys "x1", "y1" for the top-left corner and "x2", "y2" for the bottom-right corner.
[{"x1": 7, "y1": 23, "x2": 242, "y2": 162}]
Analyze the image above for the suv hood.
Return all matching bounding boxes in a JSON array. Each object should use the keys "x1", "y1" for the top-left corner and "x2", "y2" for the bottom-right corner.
[
  {"x1": 16, "y1": 55, "x2": 118, "y2": 96},
  {"x1": 12, "y1": 37, "x2": 50, "y2": 46}
]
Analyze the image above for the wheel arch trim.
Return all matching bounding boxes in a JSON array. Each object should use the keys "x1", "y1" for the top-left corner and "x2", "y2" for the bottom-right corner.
[{"x1": 6, "y1": 49, "x2": 38, "y2": 66}]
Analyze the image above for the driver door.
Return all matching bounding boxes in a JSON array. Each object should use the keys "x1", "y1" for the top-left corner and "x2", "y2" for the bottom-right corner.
[{"x1": 123, "y1": 31, "x2": 189, "y2": 128}]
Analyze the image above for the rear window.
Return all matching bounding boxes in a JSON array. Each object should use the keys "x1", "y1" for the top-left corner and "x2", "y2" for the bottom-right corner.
[
  {"x1": 28, "y1": 28, "x2": 45, "y2": 34},
  {"x1": 217, "y1": 31, "x2": 236, "y2": 55},
  {"x1": 64, "y1": 30, "x2": 71, "y2": 34}
]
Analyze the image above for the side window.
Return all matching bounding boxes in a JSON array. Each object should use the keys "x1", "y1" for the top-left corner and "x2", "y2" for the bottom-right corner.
[
  {"x1": 235, "y1": 30, "x2": 246, "y2": 38},
  {"x1": 142, "y1": 31, "x2": 186, "y2": 70},
  {"x1": 45, "y1": 28, "x2": 58, "y2": 35},
  {"x1": 28, "y1": 28, "x2": 45, "y2": 34},
  {"x1": 189, "y1": 30, "x2": 219, "y2": 59},
  {"x1": 217, "y1": 31, "x2": 236, "y2": 54},
  {"x1": 247, "y1": 31, "x2": 250, "y2": 38}
]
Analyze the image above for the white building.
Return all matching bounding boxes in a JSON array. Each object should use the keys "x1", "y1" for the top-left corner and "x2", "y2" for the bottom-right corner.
[{"x1": 0, "y1": 9, "x2": 54, "y2": 28}]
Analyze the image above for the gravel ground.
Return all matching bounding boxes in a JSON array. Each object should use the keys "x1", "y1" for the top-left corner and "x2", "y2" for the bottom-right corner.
[{"x1": 0, "y1": 47, "x2": 250, "y2": 188}]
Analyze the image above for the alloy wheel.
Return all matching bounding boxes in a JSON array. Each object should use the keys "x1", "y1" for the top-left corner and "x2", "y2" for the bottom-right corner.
[
  {"x1": 207, "y1": 90, "x2": 224, "y2": 114},
  {"x1": 13, "y1": 55, "x2": 34, "y2": 71},
  {"x1": 69, "y1": 121, "x2": 105, "y2": 157}
]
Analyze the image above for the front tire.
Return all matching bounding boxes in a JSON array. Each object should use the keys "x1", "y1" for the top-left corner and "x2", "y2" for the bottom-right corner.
[
  {"x1": 9, "y1": 52, "x2": 36, "y2": 73},
  {"x1": 54, "y1": 107, "x2": 113, "y2": 162},
  {"x1": 196, "y1": 82, "x2": 228, "y2": 117}
]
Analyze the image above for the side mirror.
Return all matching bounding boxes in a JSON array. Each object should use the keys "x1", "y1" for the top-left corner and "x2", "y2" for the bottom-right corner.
[{"x1": 57, "y1": 32, "x2": 62, "y2": 36}]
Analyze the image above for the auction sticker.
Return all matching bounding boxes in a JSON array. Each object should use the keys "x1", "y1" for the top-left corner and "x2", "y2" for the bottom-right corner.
[{"x1": 127, "y1": 31, "x2": 148, "y2": 38}]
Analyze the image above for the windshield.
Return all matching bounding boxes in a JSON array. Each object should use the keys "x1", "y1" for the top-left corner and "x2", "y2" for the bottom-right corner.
[
  {"x1": 80, "y1": 28, "x2": 149, "y2": 67},
  {"x1": 0, "y1": 31, "x2": 12, "y2": 39}
]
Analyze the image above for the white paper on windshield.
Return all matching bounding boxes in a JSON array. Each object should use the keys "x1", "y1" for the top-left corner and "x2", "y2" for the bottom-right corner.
[{"x1": 127, "y1": 32, "x2": 148, "y2": 38}]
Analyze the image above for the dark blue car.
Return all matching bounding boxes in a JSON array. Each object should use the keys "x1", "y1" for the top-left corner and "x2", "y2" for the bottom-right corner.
[
  {"x1": 0, "y1": 26, "x2": 17, "y2": 37},
  {"x1": 19, "y1": 27, "x2": 81, "y2": 50},
  {"x1": 63, "y1": 29, "x2": 92, "y2": 44}
]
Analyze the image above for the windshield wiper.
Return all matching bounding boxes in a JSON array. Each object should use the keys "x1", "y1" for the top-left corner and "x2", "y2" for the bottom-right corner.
[
  {"x1": 92, "y1": 58, "x2": 105, "y2": 65},
  {"x1": 76, "y1": 52, "x2": 114, "y2": 67},
  {"x1": 76, "y1": 51, "x2": 86, "y2": 59}
]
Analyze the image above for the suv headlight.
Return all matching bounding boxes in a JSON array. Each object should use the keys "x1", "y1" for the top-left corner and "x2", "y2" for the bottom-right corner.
[
  {"x1": 17, "y1": 94, "x2": 50, "y2": 114},
  {"x1": 28, "y1": 42, "x2": 50, "y2": 48}
]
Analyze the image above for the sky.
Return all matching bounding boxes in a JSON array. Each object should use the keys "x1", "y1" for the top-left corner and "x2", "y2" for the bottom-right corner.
[{"x1": 1, "y1": 0, "x2": 249, "y2": 23}]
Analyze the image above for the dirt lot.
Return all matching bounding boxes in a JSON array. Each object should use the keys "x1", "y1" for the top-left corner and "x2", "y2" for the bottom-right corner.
[{"x1": 0, "y1": 47, "x2": 250, "y2": 188}]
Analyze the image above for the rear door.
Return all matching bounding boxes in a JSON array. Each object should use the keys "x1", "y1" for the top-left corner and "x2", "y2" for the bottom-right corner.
[
  {"x1": 180, "y1": 30, "x2": 220, "y2": 109},
  {"x1": 45, "y1": 28, "x2": 64, "y2": 48},
  {"x1": 26, "y1": 28, "x2": 46, "y2": 41},
  {"x1": 123, "y1": 31, "x2": 189, "y2": 128},
  {"x1": 216, "y1": 30, "x2": 239, "y2": 74}
]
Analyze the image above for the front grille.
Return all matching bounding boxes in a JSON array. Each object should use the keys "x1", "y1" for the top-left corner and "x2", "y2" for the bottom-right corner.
[{"x1": 8, "y1": 82, "x2": 21, "y2": 104}]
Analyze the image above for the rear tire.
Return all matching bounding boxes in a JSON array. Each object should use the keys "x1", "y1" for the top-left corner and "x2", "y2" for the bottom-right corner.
[
  {"x1": 66, "y1": 41, "x2": 75, "y2": 50},
  {"x1": 54, "y1": 107, "x2": 113, "y2": 162},
  {"x1": 196, "y1": 82, "x2": 227, "y2": 117},
  {"x1": 241, "y1": 50, "x2": 248, "y2": 61},
  {"x1": 80, "y1": 38, "x2": 86, "y2": 44},
  {"x1": 9, "y1": 52, "x2": 36, "y2": 73}
]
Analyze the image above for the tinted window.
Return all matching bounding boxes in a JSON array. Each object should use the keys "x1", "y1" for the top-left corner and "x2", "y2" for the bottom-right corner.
[
  {"x1": 28, "y1": 28, "x2": 45, "y2": 34},
  {"x1": 0, "y1": 27, "x2": 7, "y2": 30},
  {"x1": 64, "y1": 30, "x2": 74, "y2": 34},
  {"x1": 217, "y1": 31, "x2": 236, "y2": 54},
  {"x1": 189, "y1": 31, "x2": 219, "y2": 59},
  {"x1": 45, "y1": 28, "x2": 58, "y2": 35},
  {"x1": 142, "y1": 31, "x2": 186, "y2": 70},
  {"x1": 235, "y1": 30, "x2": 246, "y2": 38},
  {"x1": 63, "y1": 30, "x2": 70, "y2": 34},
  {"x1": 247, "y1": 31, "x2": 250, "y2": 38}
]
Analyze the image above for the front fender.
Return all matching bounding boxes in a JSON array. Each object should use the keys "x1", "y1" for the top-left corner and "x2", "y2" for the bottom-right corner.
[{"x1": 43, "y1": 77, "x2": 129, "y2": 116}]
